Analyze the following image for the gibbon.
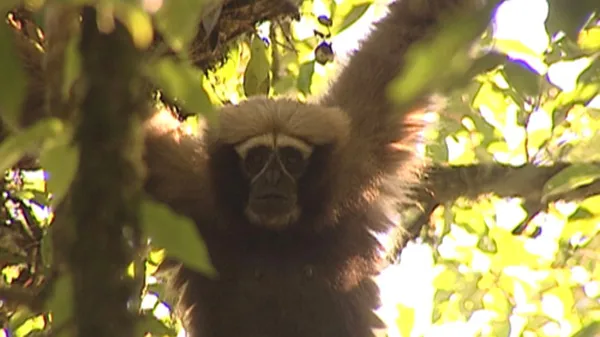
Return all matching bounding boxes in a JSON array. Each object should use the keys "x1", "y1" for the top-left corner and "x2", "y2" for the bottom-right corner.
[
  {"x1": 6, "y1": 0, "x2": 491, "y2": 336},
  {"x1": 144, "y1": 0, "x2": 488, "y2": 336}
]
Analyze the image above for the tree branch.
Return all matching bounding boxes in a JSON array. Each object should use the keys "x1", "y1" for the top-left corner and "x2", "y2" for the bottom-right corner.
[
  {"x1": 423, "y1": 162, "x2": 600, "y2": 203},
  {"x1": 388, "y1": 162, "x2": 600, "y2": 260}
]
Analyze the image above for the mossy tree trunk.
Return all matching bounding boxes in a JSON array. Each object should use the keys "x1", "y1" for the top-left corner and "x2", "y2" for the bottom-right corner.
[{"x1": 68, "y1": 7, "x2": 147, "y2": 335}]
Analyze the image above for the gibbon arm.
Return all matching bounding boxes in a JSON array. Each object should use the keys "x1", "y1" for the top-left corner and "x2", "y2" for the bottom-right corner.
[
  {"x1": 320, "y1": 0, "x2": 481, "y2": 208},
  {"x1": 142, "y1": 109, "x2": 214, "y2": 220}
]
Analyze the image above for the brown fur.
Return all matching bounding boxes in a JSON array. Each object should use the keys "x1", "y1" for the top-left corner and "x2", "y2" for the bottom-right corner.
[
  {"x1": 7, "y1": 1, "x2": 487, "y2": 336},
  {"x1": 213, "y1": 97, "x2": 350, "y2": 146},
  {"x1": 142, "y1": 1, "x2": 486, "y2": 337}
]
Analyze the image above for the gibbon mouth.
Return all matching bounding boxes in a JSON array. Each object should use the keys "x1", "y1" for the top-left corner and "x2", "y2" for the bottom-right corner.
[{"x1": 256, "y1": 193, "x2": 288, "y2": 201}]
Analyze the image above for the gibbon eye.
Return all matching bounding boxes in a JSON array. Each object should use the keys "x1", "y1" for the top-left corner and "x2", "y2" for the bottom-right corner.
[
  {"x1": 278, "y1": 146, "x2": 307, "y2": 175},
  {"x1": 243, "y1": 146, "x2": 272, "y2": 176}
]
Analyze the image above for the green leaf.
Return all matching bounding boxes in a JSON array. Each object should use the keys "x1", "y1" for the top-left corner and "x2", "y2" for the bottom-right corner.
[
  {"x1": 40, "y1": 228, "x2": 54, "y2": 268},
  {"x1": 488, "y1": 321, "x2": 511, "y2": 337},
  {"x1": 426, "y1": 138, "x2": 449, "y2": 162},
  {"x1": 39, "y1": 132, "x2": 79, "y2": 208},
  {"x1": 433, "y1": 265, "x2": 459, "y2": 291},
  {"x1": 483, "y1": 287, "x2": 512, "y2": 316},
  {"x1": 61, "y1": 32, "x2": 82, "y2": 100},
  {"x1": 145, "y1": 58, "x2": 216, "y2": 122},
  {"x1": 543, "y1": 164, "x2": 600, "y2": 201},
  {"x1": 332, "y1": 3, "x2": 370, "y2": 35},
  {"x1": 153, "y1": 0, "x2": 209, "y2": 52},
  {"x1": 0, "y1": 20, "x2": 27, "y2": 130},
  {"x1": 396, "y1": 303, "x2": 415, "y2": 337},
  {"x1": 571, "y1": 321, "x2": 600, "y2": 337},
  {"x1": 580, "y1": 195, "x2": 600, "y2": 215},
  {"x1": 45, "y1": 274, "x2": 74, "y2": 336},
  {"x1": 494, "y1": 39, "x2": 542, "y2": 59},
  {"x1": 453, "y1": 204, "x2": 488, "y2": 235},
  {"x1": 490, "y1": 227, "x2": 539, "y2": 267},
  {"x1": 503, "y1": 60, "x2": 541, "y2": 98},
  {"x1": 544, "y1": 82, "x2": 600, "y2": 118},
  {"x1": 273, "y1": 75, "x2": 296, "y2": 95},
  {"x1": 464, "y1": 52, "x2": 506, "y2": 78},
  {"x1": 297, "y1": 61, "x2": 315, "y2": 95},
  {"x1": 243, "y1": 37, "x2": 271, "y2": 97},
  {"x1": 0, "y1": 118, "x2": 66, "y2": 173},
  {"x1": 12, "y1": 189, "x2": 50, "y2": 205},
  {"x1": 7, "y1": 307, "x2": 36, "y2": 334},
  {"x1": 141, "y1": 198, "x2": 217, "y2": 277},
  {"x1": 136, "y1": 314, "x2": 178, "y2": 336},
  {"x1": 578, "y1": 27, "x2": 600, "y2": 52},
  {"x1": 11, "y1": 314, "x2": 46, "y2": 337},
  {"x1": 566, "y1": 133, "x2": 600, "y2": 162},
  {"x1": 477, "y1": 235, "x2": 498, "y2": 253},
  {"x1": 115, "y1": 3, "x2": 154, "y2": 50},
  {"x1": 578, "y1": 56, "x2": 600, "y2": 83}
]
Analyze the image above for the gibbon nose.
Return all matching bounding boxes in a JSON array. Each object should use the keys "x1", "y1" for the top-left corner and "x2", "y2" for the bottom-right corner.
[{"x1": 264, "y1": 167, "x2": 282, "y2": 184}]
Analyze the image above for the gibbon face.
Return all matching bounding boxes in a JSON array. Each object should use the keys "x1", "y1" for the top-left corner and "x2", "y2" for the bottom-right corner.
[
  {"x1": 207, "y1": 98, "x2": 351, "y2": 230},
  {"x1": 235, "y1": 133, "x2": 313, "y2": 229}
]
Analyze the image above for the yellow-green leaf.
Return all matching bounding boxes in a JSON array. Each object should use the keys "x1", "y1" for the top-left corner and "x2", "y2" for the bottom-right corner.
[
  {"x1": 39, "y1": 132, "x2": 79, "y2": 208},
  {"x1": 46, "y1": 274, "x2": 75, "y2": 337},
  {"x1": 0, "y1": 118, "x2": 66, "y2": 173},
  {"x1": 115, "y1": 3, "x2": 154, "y2": 50},
  {"x1": 578, "y1": 27, "x2": 600, "y2": 52},
  {"x1": 61, "y1": 32, "x2": 82, "y2": 99},
  {"x1": 153, "y1": 0, "x2": 210, "y2": 52},
  {"x1": 141, "y1": 198, "x2": 216, "y2": 277},
  {"x1": 571, "y1": 322, "x2": 600, "y2": 337},
  {"x1": 543, "y1": 164, "x2": 600, "y2": 202},
  {"x1": 243, "y1": 36, "x2": 271, "y2": 97},
  {"x1": 297, "y1": 61, "x2": 315, "y2": 95},
  {"x1": 332, "y1": 3, "x2": 370, "y2": 35},
  {"x1": 145, "y1": 58, "x2": 216, "y2": 123},
  {"x1": 0, "y1": 20, "x2": 27, "y2": 130}
]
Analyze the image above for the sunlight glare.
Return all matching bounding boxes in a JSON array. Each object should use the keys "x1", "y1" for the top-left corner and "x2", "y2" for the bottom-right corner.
[
  {"x1": 547, "y1": 58, "x2": 594, "y2": 92},
  {"x1": 141, "y1": 292, "x2": 159, "y2": 310},
  {"x1": 584, "y1": 281, "x2": 600, "y2": 298},
  {"x1": 570, "y1": 266, "x2": 591, "y2": 284},
  {"x1": 153, "y1": 301, "x2": 172, "y2": 320},
  {"x1": 142, "y1": 0, "x2": 163, "y2": 13},
  {"x1": 494, "y1": 198, "x2": 528, "y2": 231},
  {"x1": 493, "y1": 0, "x2": 549, "y2": 73},
  {"x1": 376, "y1": 243, "x2": 435, "y2": 337}
]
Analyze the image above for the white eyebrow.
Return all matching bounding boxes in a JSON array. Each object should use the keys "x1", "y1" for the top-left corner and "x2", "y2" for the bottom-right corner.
[
  {"x1": 275, "y1": 134, "x2": 313, "y2": 158},
  {"x1": 234, "y1": 134, "x2": 275, "y2": 158},
  {"x1": 234, "y1": 133, "x2": 313, "y2": 159}
]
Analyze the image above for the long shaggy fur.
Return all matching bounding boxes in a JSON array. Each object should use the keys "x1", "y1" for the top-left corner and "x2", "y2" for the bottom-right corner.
[
  {"x1": 141, "y1": 1, "x2": 486, "y2": 337},
  {"x1": 213, "y1": 97, "x2": 350, "y2": 146},
  {"x1": 8, "y1": 0, "x2": 488, "y2": 336}
]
